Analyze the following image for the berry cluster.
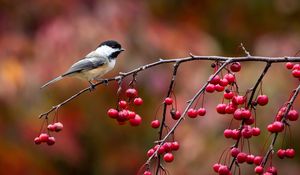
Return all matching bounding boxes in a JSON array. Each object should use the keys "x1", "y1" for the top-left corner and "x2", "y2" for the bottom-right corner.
[
  {"x1": 34, "y1": 122, "x2": 64, "y2": 146},
  {"x1": 286, "y1": 62, "x2": 300, "y2": 79},
  {"x1": 107, "y1": 88, "x2": 143, "y2": 126}
]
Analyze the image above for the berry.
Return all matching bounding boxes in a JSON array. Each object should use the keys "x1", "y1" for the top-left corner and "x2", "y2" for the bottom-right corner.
[
  {"x1": 128, "y1": 111, "x2": 136, "y2": 119},
  {"x1": 209, "y1": 75, "x2": 221, "y2": 85},
  {"x1": 164, "y1": 97, "x2": 173, "y2": 105},
  {"x1": 246, "y1": 154, "x2": 255, "y2": 164},
  {"x1": 215, "y1": 84, "x2": 225, "y2": 92},
  {"x1": 241, "y1": 109, "x2": 251, "y2": 119},
  {"x1": 216, "y1": 104, "x2": 226, "y2": 114},
  {"x1": 118, "y1": 110, "x2": 129, "y2": 121},
  {"x1": 47, "y1": 136, "x2": 56, "y2": 145},
  {"x1": 257, "y1": 95, "x2": 268, "y2": 106},
  {"x1": 224, "y1": 129, "x2": 233, "y2": 138},
  {"x1": 162, "y1": 142, "x2": 172, "y2": 152},
  {"x1": 241, "y1": 126, "x2": 252, "y2": 138},
  {"x1": 252, "y1": 127, "x2": 261, "y2": 136},
  {"x1": 232, "y1": 95, "x2": 245, "y2": 105},
  {"x1": 292, "y1": 64, "x2": 300, "y2": 70},
  {"x1": 125, "y1": 88, "x2": 138, "y2": 98},
  {"x1": 244, "y1": 117, "x2": 255, "y2": 125},
  {"x1": 287, "y1": 109, "x2": 299, "y2": 121},
  {"x1": 272, "y1": 121, "x2": 284, "y2": 132},
  {"x1": 34, "y1": 137, "x2": 41, "y2": 145},
  {"x1": 39, "y1": 133, "x2": 49, "y2": 142},
  {"x1": 197, "y1": 108, "x2": 206, "y2": 116},
  {"x1": 254, "y1": 166, "x2": 264, "y2": 174},
  {"x1": 292, "y1": 69, "x2": 300, "y2": 78},
  {"x1": 47, "y1": 124, "x2": 56, "y2": 132},
  {"x1": 232, "y1": 129, "x2": 241, "y2": 140},
  {"x1": 143, "y1": 171, "x2": 152, "y2": 175},
  {"x1": 285, "y1": 148, "x2": 295, "y2": 158},
  {"x1": 151, "y1": 120, "x2": 160, "y2": 128},
  {"x1": 171, "y1": 141, "x2": 180, "y2": 151},
  {"x1": 237, "y1": 152, "x2": 247, "y2": 163},
  {"x1": 187, "y1": 108, "x2": 198, "y2": 118},
  {"x1": 163, "y1": 153, "x2": 174, "y2": 162},
  {"x1": 267, "y1": 166, "x2": 277, "y2": 175},
  {"x1": 225, "y1": 103, "x2": 237, "y2": 114},
  {"x1": 107, "y1": 108, "x2": 119, "y2": 118},
  {"x1": 254, "y1": 156, "x2": 263, "y2": 165},
  {"x1": 157, "y1": 146, "x2": 165, "y2": 154},
  {"x1": 286, "y1": 62, "x2": 294, "y2": 69},
  {"x1": 230, "y1": 147, "x2": 240, "y2": 157},
  {"x1": 147, "y1": 148, "x2": 155, "y2": 157},
  {"x1": 219, "y1": 78, "x2": 229, "y2": 87},
  {"x1": 205, "y1": 84, "x2": 215, "y2": 93},
  {"x1": 224, "y1": 90, "x2": 234, "y2": 99},
  {"x1": 233, "y1": 109, "x2": 243, "y2": 120},
  {"x1": 53, "y1": 122, "x2": 63, "y2": 132},
  {"x1": 171, "y1": 109, "x2": 181, "y2": 120},
  {"x1": 218, "y1": 165, "x2": 230, "y2": 175},
  {"x1": 133, "y1": 97, "x2": 143, "y2": 106},
  {"x1": 118, "y1": 100, "x2": 128, "y2": 109},
  {"x1": 129, "y1": 114, "x2": 142, "y2": 126},
  {"x1": 230, "y1": 62, "x2": 241, "y2": 72},
  {"x1": 213, "y1": 163, "x2": 221, "y2": 173},
  {"x1": 224, "y1": 73, "x2": 235, "y2": 84},
  {"x1": 277, "y1": 149, "x2": 286, "y2": 159}
]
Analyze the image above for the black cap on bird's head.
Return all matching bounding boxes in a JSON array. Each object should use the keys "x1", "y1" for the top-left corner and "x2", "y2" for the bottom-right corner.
[{"x1": 98, "y1": 40, "x2": 125, "y2": 59}]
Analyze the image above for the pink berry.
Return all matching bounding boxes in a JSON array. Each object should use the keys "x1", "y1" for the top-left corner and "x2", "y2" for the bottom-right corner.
[
  {"x1": 209, "y1": 75, "x2": 221, "y2": 85},
  {"x1": 143, "y1": 171, "x2": 152, "y2": 175},
  {"x1": 187, "y1": 108, "x2": 198, "y2": 118},
  {"x1": 118, "y1": 110, "x2": 129, "y2": 121},
  {"x1": 133, "y1": 97, "x2": 143, "y2": 106},
  {"x1": 237, "y1": 152, "x2": 247, "y2": 163},
  {"x1": 267, "y1": 166, "x2": 277, "y2": 174},
  {"x1": 218, "y1": 165, "x2": 230, "y2": 175},
  {"x1": 292, "y1": 64, "x2": 300, "y2": 70},
  {"x1": 277, "y1": 149, "x2": 286, "y2": 159},
  {"x1": 246, "y1": 154, "x2": 255, "y2": 164},
  {"x1": 257, "y1": 95, "x2": 268, "y2": 106},
  {"x1": 224, "y1": 73, "x2": 235, "y2": 84},
  {"x1": 162, "y1": 142, "x2": 172, "y2": 152},
  {"x1": 225, "y1": 103, "x2": 237, "y2": 114},
  {"x1": 224, "y1": 90, "x2": 234, "y2": 99},
  {"x1": 129, "y1": 114, "x2": 142, "y2": 126},
  {"x1": 287, "y1": 109, "x2": 299, "y2": 121},
  {"x1": 230, "y1": 62, "x2": 241, "y2": 72},
  {"x1": 286, "y1": 62, "x2": 294, "y2": 69},
  {"x1": 163, "y1": 153, "x2": 174, "y2": 162},
  {"x1": 233, "y1": 109, "x2": 243, "y2": 120},
  {"x1": 254, "y1": 166, "x2": 264, "y2": 174},
  {"x1": 47, "y1": 136, "x2": 56, "y2": 145},
  {"x1": 157, "y1": 146, "x2": 165, "y2": 155},
  {"x1": 272, "y1": 121, "x2": 284, "y2": 132},
  {"x1": 230, "y1": 147, "x2": 240, "y2": 157},
  {"x1": 213, "y1": 163, "x2": 221, "y2": 173},
  {"x1": 118, "y1": 100, "x2": 128, "y2": 109},
  {"x1": 171, "y1": 141, "x2": 180, "y2": 151},
  {"x1": 241, "y1": 126, "x2": 252, "y2": 138},
  {"x1": 252, "y1": 127, "x2": 261, "y2": 136},
  {"x1": 147, "y1": 148, "x2": 155, "y2": 157},
  {"x1": 219, "y1": 78, "x2": 229, "y2": 87},
  {"x1": 151, "y1": 120, "x2": 160, "y2": 128},
  {"x1": 128, "y1": 111, "x2": 136, "y2": 119},
  {"x1": 107, "y1": 108, "x2": 119, "y2": 118},
  {"x1": 164, "y1": 97, "x2": 173, "y2": 105},
  {"x1": 53, "y1": 122, "x2": 63, "y2": 132},
  {"x1": 241, "y1": 109, "x2": 251, "y2": 119},
  {"x1": 292, "y1": 69, "x2": 300, "y2": 78},
  {"x1": 197, "y1": 108, "x2": 206, "y2": 116},
  {"x1": 205, "y1": 83, "x2": 215, "y2": 93},
  {"x1": 232, "y1": 95, "x2": 245, "y2": 105},
  {"x1": 216, "y1": 104, "x2": 226, "y2": 114},
  {"x1": 285, "y1": 148, "x2": 295, "y2": 158},
  {"x1": 215, "y1": 84, "x2": 225, "y2": 92},
  {"x1": 224, "y1": 129, "x2": 233, "y2": 138},
  {"x1": 171, "y1": 110, "x2": 181, "y2": 120},
  {"x1": 125, "y1": 88, "x2": 138, "y2": 98},
  {"x1": 39, "y1": 133, "x2": 49, "y2": 142},
  {"x1": 47, "y1": 124, "x2": 56, "y2": 132},
  {"x1": 34, "y1": 137, "x2": 41, "y2": 145},
  {"x1": 232, "y1": 129, "x2": 241, "y2": 140},
  {"x1": 254, "y1": 156, "x2": 263, "y2": 165}
]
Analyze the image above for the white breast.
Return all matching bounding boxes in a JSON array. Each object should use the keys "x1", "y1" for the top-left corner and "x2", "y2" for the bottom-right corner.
[{"x1": 80, "y1": 59, "x2": 116, "y2": 81}]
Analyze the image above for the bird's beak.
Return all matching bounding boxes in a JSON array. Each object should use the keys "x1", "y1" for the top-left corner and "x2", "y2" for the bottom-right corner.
[{"x1": 120, "y1": 48, "x2": 125, "y2": 52}]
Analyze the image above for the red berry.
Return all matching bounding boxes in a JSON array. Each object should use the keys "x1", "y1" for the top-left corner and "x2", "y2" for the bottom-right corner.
[
  {"x1": 118, "y1": 100, "x2": 128, "y2": 109},
  {"x1": 257, "y1": 95, "x2": 268, "y2": 106},
  {"x1": 232, "y1": 129, "x2": 241, "y2": 140},
  {"x1": 218, "y1": 165, "x2": 230, "y2": 175},
  {"x1": 254, "y1": 166, "x2": 264, "y2": 174},
  {"x1": 143, "y1": 171, "x2": 152, "y2": 175},
  {"x1": 133, "y1": 97, "x2": 143, "y2": 106},
  {"x1": 277, "y1": 149, "x2": 286, "y2": 159},
  {"x1": 292, "y1": 69, "x2": 300, "y2": 78},
  {"x1": 287, "y1": 109, "x2": 299, "y2": 121},
  {"x1": 171, "y1": 141, "x2": 180, "y2": 151},
  {"x1": 292, "y1": 64, "x2": 300, "y2": 70},
  {"x1": 286, "y1": 62, "x2": 294, "y2": 69},
  {"x1": 128, "y1": 111, "x2": 136, "y2": 119},
  {"x1": 205, "y1": 83, "x2": 215, "y2": 93},
  {"x1": 224, "y1": 73, "x2": 235, "y2": 83},
  {"x1": 118, "y1": 110, "x2": 129, "y2": 121},
  {"x1": 209, "y1": 75, "x2": 221, "y2": 85},
  {"x1": 285, "y1": 148, "x2": 295, "y2": 158},
  {"x1": 230, "y1": 147, "x2": 240, "y2": 157},
  {"x1": 164, "y1": 97, "x2": 173, "y2": 105},
  {"x1": 197, "y1": 108, "x2": 206, "y2": 116},
  {"x1": 215, "y1": 84, "x2": 225, "y2": 92},
  {"x1": 47, "y1": 136, "x2": 56, "y2": 146},
  {"x1": 252, "y1": 127, "x2": 261, "y2": 136},
  {"x1": 254, "y1": 156, "x2": 263, "y2": 165},
  {"x1": 241, "y1": 109, "x2": 251, "y2": 119},
  {"x1": 224, "y1": 129, "x2": 233, "y2": 138},
  {"x1": 53, "y1": 122, "x2": 63, "y2": 132},
  {"x1": 219, "y1": 78, "x2": 229, "y2": 87},
  {"x1": 34, "y1": 137, "x2": 41, "y2": 145},
  {"x1": 163, "y1": 153, "x2": 174, "y2": 162},
  {"x1": 151, "y1": 120, "x2": 160, "y2": 128},
  {"x1": 213, "y1": 163, "x2": 221, "y2": 173},
  {"x1": 233, "y1": 109, "x2": 243, "y2": 120},
  {"x1": 171, "y1": 110, "x2": 181, "y2": 120},
  {"x1": 47, "y1": 124, "x2": 56, "y2": 132},
  {"x1": 230, "y1": 62, "x2": 241, "y2": 72},
  {"x1": 39, "y1": 133, "x2": 49, "y2": 142},
  {"x1": 107, "y1": 108, "x2": 119, "y2": 118},
  {"x1": 272, "y1": 121, "x2": 284, "y2": 132},
  {"x1": 244, "y1": 117, "x2": 255, "y2": 125},
  {"x1": 267, "y1": 166, "x2": 277, "y2": 175},
  {"x1": 125, "y1": 88, "x2": 138, "y2": 98},
  {"x1": 237, "y1": 152, "x2": 247, "y2": 163},
  {"x1": 225, "y1": 103, "x2": 237, "y2": 114},
  {"x1": 216, "y1": 104, "x2": 226, "y2": 114},
  {"x1": 129, "y1": 114, "x2": 142, "y2": 126},
  {"x1": 163, "y1": 142, "x2": 172, "y2": 152},
  {"x1": 224, "y1": 91, "x2": 234, "y2": 99},
  {"x1": 246, "y1": 154, "x2": 255, "y2": 164},
  {"x1": 241, "y1": 126, "x2": 252, "y2": 138},
  {"x1": 232, "y1": 95, "x2": 245, "y2": 105},
  {"x1": 187, "y1": 108, "x2": 198, "y2": 118},
  {"x1": 157, "y1": 146, "x2": 165, "y2": 154},
  {"x1": 147, "y1": 148, "x2": 155, "y2": 157}
]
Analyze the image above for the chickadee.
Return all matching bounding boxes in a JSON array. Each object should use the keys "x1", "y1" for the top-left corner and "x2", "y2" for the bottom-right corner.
[{"x1": 41, "y1": 40, "x2": 125, "y2": 89}]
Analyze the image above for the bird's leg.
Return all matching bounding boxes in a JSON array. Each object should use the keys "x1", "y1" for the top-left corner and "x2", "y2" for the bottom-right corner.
[
  {"x1": 94, "y1": 77, "x2": 109, "y2": 86},
  {"x1": 89, "y1": 81, "x2": 96, "y2": 91}
]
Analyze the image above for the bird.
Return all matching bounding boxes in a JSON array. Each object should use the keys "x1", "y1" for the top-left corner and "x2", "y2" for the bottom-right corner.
[{"x1": 41, "y1": 40, "x2": 125, "y2": 89}]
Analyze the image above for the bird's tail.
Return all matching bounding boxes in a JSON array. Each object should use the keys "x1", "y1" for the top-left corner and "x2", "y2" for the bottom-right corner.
[{"x1": 40, "y1": 76, "x2": 63, "y2": 89}]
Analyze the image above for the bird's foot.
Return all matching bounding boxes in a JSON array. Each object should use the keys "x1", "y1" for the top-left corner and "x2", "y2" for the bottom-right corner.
[{"x1": 89, "y1": 81, "x2": 96, "y2": 92}]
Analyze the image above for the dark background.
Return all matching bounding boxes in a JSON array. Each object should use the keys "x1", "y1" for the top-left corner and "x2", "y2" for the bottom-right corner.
[{"x1": 0, "y1": 0, "x2": 300, "y2": 174}]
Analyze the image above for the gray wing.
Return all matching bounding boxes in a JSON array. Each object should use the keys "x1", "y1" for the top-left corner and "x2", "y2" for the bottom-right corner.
[{"x1": 62, "y1": 57, "x2": 106, "y2": 77}]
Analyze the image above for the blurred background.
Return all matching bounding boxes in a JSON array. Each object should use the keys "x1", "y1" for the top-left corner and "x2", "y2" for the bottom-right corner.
[{"x1": 1, "y1": 0, "x2": 300, "y2": 174}]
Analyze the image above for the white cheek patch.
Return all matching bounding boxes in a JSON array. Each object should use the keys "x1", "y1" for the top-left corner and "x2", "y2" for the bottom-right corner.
[{"x1": 95, "y1": 45, "x2": 119, "y2": 57}]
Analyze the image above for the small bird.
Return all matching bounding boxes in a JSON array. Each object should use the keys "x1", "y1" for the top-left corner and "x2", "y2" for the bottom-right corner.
[{"x1": 41, "y1": 40, "x2": 125, "y2": 89}]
